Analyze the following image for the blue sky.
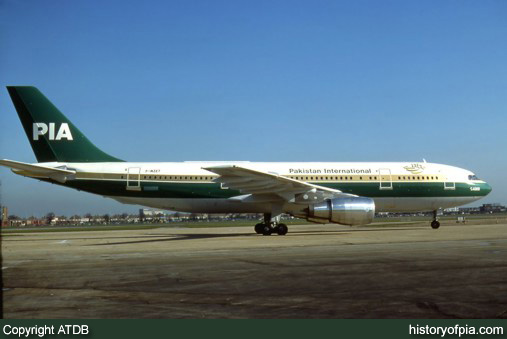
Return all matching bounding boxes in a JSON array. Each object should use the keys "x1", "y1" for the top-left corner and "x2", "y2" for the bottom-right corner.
[{"x1": 1, "y1": 0, "x2": 506, "y2": 217}]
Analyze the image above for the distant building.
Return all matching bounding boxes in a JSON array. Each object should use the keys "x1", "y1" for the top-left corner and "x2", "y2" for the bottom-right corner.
[
  {"x1": 139, "y1": 208, "x2": 166, "y2": 222},
  {"x1": 480, "y1": 203, "x2": 506, "y2": 213},
  {"x1": 458, "y1": 203, "x2": 506, "y2": 214},
  {"x1": 459, "y1": 207, "x2": 481, "y2": 214},
  {"x1": 140, "y1": 208, "x2": 166, "y2": 216}
]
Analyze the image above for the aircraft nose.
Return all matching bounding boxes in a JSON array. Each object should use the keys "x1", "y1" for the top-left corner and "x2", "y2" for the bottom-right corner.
[{"x1": 483, "y1": 182, "x2": 492, "y2": 195}]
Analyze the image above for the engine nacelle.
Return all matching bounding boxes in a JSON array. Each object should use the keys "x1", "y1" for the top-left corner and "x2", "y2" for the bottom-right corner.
[{"x1": 308, "y1": 197, "x2": 375, "y2": 225}]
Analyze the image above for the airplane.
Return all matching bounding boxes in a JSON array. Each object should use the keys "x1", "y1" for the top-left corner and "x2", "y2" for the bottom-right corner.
[{"x1": 1, "y1": 86, "x2": 492, "y2": 235}]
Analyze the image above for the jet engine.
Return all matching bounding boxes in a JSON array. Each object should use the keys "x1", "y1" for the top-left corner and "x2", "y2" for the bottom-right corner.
[{"x1": 305, "y1": 197, "x2": 375, "y2": 225}]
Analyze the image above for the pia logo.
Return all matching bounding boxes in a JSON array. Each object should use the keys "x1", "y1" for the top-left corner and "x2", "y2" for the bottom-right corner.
[
  {"x1": 33, "y1": 122, "x2": 73, "y2": 141},
  {"x1": 403, "y1": 163, "x2": 425, "y2": 174}
]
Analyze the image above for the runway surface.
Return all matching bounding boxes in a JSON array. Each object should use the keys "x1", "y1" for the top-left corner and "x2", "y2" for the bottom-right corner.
[{"x1": 2, "y1": 222, "x2": 507, "y2": 318}]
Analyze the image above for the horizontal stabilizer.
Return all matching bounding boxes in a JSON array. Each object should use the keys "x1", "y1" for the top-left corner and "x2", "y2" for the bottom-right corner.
[{"x1": 0, "y1": 159, "x2": 76, "y2": 183}]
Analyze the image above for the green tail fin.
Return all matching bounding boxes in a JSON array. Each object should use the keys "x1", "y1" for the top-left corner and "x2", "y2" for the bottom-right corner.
[{"x1": 7, "y1": 86, "x2": 123, "y2": 163}]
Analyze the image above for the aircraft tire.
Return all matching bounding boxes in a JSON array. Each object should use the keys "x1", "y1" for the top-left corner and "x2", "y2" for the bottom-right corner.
[
  {"x1": 262, "y1": 225, "x2": 273, "y2": 236},
  {"x1": 276, "y1": 224, "x2": 288, "y2": 235},
  {"x1": 254, "y1": 223, "x2": 264, "y2": 234},
  {"x1": 431, "y1": 220, "x2": 440, "y2": 229}
]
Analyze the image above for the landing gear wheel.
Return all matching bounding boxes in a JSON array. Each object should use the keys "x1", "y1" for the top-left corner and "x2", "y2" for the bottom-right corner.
[
  {"x1": 254, "y1": 223, "x2": 264, "y2": 234},
  {"x1": 276, "y1": 223, "x2": 288, "y2": 235},
  {"x1": 431, "y1": 220, "x2": 440, "y2": 229},
  {"x1": 262, "y1": 225, "x2": 273, "y2": 236}
]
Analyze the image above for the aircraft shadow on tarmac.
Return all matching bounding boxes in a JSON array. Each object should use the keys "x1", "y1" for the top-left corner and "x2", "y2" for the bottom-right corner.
[
  {"x1": 89, "y1": 233, "x2": 252, "y2": 245},
  {"x1": 87, "y1": 227, "x2": 421, "y2": 246}
]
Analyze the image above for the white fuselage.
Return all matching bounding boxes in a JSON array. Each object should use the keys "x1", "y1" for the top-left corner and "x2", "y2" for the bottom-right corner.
[{"x1": 32, "y1": 161, "x2": 490, "y2": 214}]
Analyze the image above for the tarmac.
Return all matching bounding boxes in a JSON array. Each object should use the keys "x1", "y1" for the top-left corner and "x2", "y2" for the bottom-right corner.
[{"x1": 2, "y1": 221, "x2": 507, "y2": 318}]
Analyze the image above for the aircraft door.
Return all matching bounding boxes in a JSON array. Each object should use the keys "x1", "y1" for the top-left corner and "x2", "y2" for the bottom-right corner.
[
  {"x1": 127, "y1": 167, "x2": 141, "y2": 191},
  {"x1": 379, "y1": 168, "x2": 393, "y2": 190}
]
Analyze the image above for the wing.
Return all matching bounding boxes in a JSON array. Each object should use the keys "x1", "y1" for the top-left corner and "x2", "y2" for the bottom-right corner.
[
  {"x1": 0, "y1": 159, "x2": 76, "y2": 183},
  {"x1": 203, "y1": 165, "x2": 356, "y2": 203}
]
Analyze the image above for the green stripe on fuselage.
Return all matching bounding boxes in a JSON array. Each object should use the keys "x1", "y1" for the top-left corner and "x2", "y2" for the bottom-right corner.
[{"x1": 50, "y1": 179, "x2": 491, "y2": 199}]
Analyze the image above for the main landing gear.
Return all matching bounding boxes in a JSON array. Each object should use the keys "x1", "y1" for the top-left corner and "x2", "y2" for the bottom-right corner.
[
  {"x1": 254, "y1": 213, "x2": 288, "y2": 236},
  {"x1": 431, "y1": 210, "x2": 441, "y2": 229}
]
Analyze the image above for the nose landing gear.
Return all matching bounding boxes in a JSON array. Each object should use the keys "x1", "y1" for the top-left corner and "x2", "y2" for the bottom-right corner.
[{"x1": 431, "y1": 210, "x2": 441, "y2": 229}]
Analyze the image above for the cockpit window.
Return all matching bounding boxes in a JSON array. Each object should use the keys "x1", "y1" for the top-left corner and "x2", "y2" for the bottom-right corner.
[{"x1": 468, "y1": 174, "x2": 480, "y2": 180}]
